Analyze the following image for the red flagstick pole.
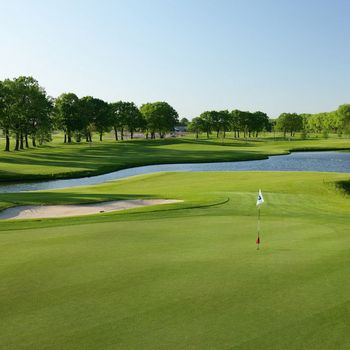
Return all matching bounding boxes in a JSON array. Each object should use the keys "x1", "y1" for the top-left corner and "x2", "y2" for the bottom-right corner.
[{"x1": 256, "y1": 206, "x2": 261, "y2": 250}]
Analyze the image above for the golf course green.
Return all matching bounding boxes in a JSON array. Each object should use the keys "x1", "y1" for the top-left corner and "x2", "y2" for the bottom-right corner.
[
  {"x1": 2, "y1": 1, "x2": 350, "y2": 347},
  {"x1": 0, "y1": 167, "x2": 349, "y2": 349}
]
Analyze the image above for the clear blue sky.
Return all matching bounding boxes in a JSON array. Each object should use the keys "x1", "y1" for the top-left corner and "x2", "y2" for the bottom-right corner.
[{"x1": 1, "y1": 0, "x2": 349, "y2": 119}]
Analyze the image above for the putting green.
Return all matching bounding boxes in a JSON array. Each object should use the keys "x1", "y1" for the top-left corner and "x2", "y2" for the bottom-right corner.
[{"x1": 0, "y1": 171, "x2": 349, "y2": 349}]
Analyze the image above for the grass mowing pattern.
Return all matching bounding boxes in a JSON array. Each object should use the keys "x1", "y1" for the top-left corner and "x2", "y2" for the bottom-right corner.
[{"x1": 0, "y1": 171, "x2": 349, "y2": 349}]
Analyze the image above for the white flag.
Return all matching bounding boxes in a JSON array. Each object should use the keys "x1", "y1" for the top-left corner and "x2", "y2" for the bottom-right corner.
[{"x1": 256, "y1": 189, "x2": 264, "y2": 206}]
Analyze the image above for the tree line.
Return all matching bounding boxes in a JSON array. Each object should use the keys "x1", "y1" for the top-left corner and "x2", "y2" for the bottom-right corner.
[
  {"x1": 188, "y1": 110, "x2": 271, "y2": 139},
  {"x1": 275, "y1": 106, "x2": 350, "y2": 138},
  {"x1": 189, "y1": 107, "x2": 350, "y2": 139},
  {"x1": 0, "y1": 76, "x2": 179, "y2": 151},
  {"x1": 1, "y1": 76, "x2": 349, "y2": 151}
]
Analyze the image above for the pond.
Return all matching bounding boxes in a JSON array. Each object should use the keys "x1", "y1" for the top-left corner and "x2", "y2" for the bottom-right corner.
[{"x1": 0, "y1": 151, "x2": 349, "y2": 193}]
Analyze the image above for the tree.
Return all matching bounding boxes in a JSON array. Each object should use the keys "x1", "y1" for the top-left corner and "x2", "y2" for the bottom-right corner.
[
  {"x1": 90, "y1": 98, "x2": 111, "y2": 141},
  {"x1": 240, "y1": 111, "x2": 252, "y2": 138},
  {"x1": 267, "y1": 119, "x2": 274, "y2": 132},
  {"x1": 206, "y1": 110, "x2": 231, "y2": 138},
  {"x1": 0, "y1": 77, "x2": 52, "y2": 150},
  {"x1": 337, "y1": 104, "x2": 350, "y2": 135},
  {"x1": 79, "y1": 96, "x2": 98, "y2": 142},
  {"x1": 198, "y1": 111, "x2": 212, "y2": 139},
  {"x1": 0, "y1": 80, "x2": 12, "y2": 151},
  {"x1": 140, "y1": 102, "x2": 179, "y2": 138},
  {"x1": 2, "y1": 77, "x2": 52, "y2": 150},
  {"x1": 179, "y1": 117, "x2": 190, "y2": 126},
  {"x1": 252, "y1": 111, "x2": 269, "y2": 137},
  {"x1": 276, "y1": 113, "x2": 303, "y2": 137},
  {"x1": 54, "y1": 93, "x2": 80, "y2": 143},
  {"x1": 8, "y1": 77, "x2": 30, "y2": 150},
  {"x1": 188, "y1": 117, "x2": 204, "y2": 138},
  {"x1": 303, "y1": 111, "x2": 343, "y2": 136},
  {"x1": 124, "y1": 103, "x2": 143, "y2": 139},
  {"x1": 110, "y1": 101, "x2": 144, "y2": 140},
  {"x1": 218, "y1": 110, "x2": 231, "y2": 138},
  {"x1": 326, "y1": 111, "x2": 342, "y2": 134},
  {"x1": 26, "y1": 86, "x2": 53, "y2": 147},
  {"x1": 110, "y1": 101, "x2": 125, "y2": 140},
  {"x1": 230, "y1": 110, "x2": 241, "y2": 138},
  {"x1": 210, "y1": 111, "x2": 222, "y2": 138}
]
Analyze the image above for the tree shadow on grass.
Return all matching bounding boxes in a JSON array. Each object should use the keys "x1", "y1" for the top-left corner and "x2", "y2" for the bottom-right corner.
[
  {"x1": 175, "y1": 138, "x2": 258, "y2": 147},
  {"x1": 335, "y1": 179, "x2": 350, "y2": 196},
  {"x1": 0, "y1": 138, "x2": 269, "y2": 183},
  {"x1": 1, "y1": 146, "x2": 265, "y2": 168}
]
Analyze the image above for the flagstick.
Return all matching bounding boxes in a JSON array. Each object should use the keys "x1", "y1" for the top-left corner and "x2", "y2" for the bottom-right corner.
[{"x1": 257, "y1": 206, "x2": 260, "y2": 250}]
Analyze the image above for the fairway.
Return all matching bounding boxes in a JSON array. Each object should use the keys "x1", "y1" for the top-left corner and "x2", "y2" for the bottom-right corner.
[
  {"x1": 0, "y1": 135, "x2": 349, "y2": 182},
  {"x1": 1, "y1": 171, "x2": 349, "y2": 349}
]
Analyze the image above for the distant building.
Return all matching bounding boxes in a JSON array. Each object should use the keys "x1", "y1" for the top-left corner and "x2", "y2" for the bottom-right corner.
[{"x1": 174, "y1": 126, "x2": 187, "y2": 132}]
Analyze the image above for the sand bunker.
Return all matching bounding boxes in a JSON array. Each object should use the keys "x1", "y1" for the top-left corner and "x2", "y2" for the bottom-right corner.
[{"x1": 0, "y1": 199, "x2": 181, "y2": 220}]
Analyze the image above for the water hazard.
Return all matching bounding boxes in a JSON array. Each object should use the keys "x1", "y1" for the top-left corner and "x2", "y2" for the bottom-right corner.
[{"x1": 0, "y1": 151, "x2": 349, "y2": 193}]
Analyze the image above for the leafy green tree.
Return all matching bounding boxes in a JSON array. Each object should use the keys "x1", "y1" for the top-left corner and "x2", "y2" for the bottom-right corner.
[
  {"x1": 79, "y1": 96, "x2": 99, "y2": 142},
  {"x1": 112, "y1": 101, "x2": 144, "y2": 139},
  {"x1": 219, "y1": 110, "x2": 231, "y2": 138},
  {"x1": 307, "y1": 113, "x2": 323, "y2": 134},
  {"x1": 240, "y1": 111, "x2": 252, "y2": 138},
  {"x1": 140, "y1": 102, "x2": 178, "y2": 138},
  {"x1": 337, "y1": 104, "x2": 350, "y2": 135},
  {"x1": 276, "y1": 113, "x2": 303, "y2": 137},
  {"x1": 303, "y1": 111, "x2": 343, "y2": 136},
  {"x1": 110, "y1": 102, "x2": 124, "y2": 140},
  {"x1": 28, "y1": 91, "x2": 53, "y2": 147},
  {"x1": 252, "y1": 111, "x2": 269, "y2": 137},
  {"x1": 198, "y1": 111, "x2": 212, "y2": 139},
  {"x1": 209, "y1": 111, "x2": 222, "y2": 138},
  {"x1": 125, "y1": 103, "x2": 144, "y2": 139},
  {"x1": 3, "y1": 77, "x2": 52, "y2": 150},
  {"x1": 230, "y1": 110, "x2": 242, "y2": 138},
  {"x1": 8, "y1": 77, "x2": 30, "y2": 150},
  {"x1": 266, "y1": 118, "x2": 274, "y2": 133},
  {"x1": 0, "y1": 77, "x2": 52, "y2": 150},
  {"x1": 326, "y1": 111, "x2": 342, "y2": 134},
  {"x1": 208, "y1": 110, "x2": 231, "y2": 138},
  {"x1": 300, "y1": 113, "x2": 311, "y2": 135},
  {"x1": 188, "y1": 117, "x2": 204, "y2": 138},
  {"x1": 91, "y1": 98, "x2": 111, "y2": 141},
  {"x1": 54, "y1": 93, "x2": 80, "y2": 143},
  {"x1": 0, "y1": 80, "x2": 12, "y2": 151},
  {"x1": 179, "y1": 117, "x2": 190, "y2": 126}
]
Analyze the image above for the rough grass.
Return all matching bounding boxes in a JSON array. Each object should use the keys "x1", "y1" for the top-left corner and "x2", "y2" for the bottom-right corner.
[
  {"x1": 0, "y1": 171, "x2": 350, "y2": 349},
  {"x1": 0, "y1": 133, "x2": 349, "y2": 182}
]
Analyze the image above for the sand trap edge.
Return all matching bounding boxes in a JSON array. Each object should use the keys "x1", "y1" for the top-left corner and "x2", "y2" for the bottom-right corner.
[{"x1": 0, "y1": 199, "x2": 183, "y2": 220}]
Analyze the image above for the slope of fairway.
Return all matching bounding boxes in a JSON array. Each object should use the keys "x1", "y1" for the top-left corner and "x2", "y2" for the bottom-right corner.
[
  {"x1": 0, "y1": 172, "x2": 349, "y2": 349},
  {"x1": 0, "y1": 135, "x2": 349, "y2": 182}
]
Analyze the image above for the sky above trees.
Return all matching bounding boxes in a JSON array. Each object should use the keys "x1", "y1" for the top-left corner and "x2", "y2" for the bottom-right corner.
[{"x1": 1, "y1": 0, "x2": 349, "y2": 119}]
